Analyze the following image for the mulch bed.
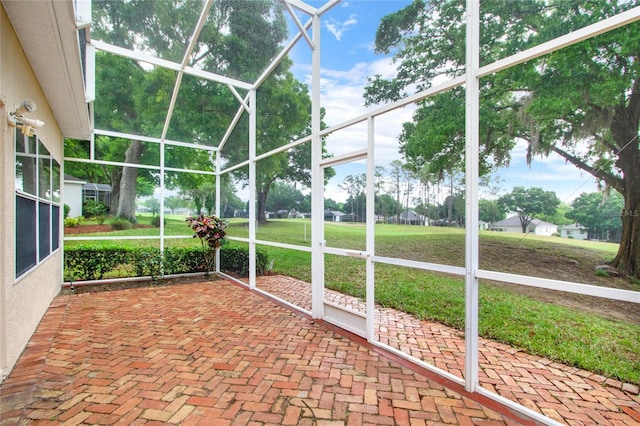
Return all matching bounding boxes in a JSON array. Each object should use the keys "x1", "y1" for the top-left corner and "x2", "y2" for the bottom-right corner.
[{"x1": 64, "y1": 224, "x2": 153, "y2": 234}]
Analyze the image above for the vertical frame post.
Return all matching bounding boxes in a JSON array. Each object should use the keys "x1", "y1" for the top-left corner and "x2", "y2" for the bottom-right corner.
[
  {"x1": 365, "y1": 116, "x2": 375, "y2": 340},
  {"x1": 465, "y1": 0, "x2": 480, "y2": 392},
  {"x1": 159, "y1": 138, "x2": 165, "y2": 254},
  {"x1": 311, "y1": 12, "x2": 324, "y2": 319},
  {"x1": 215, "y1": 150, "x2": 221, "y2": 274},
  {"x1": 249, "y1": 89, "x2": 257, "y2": 289}
]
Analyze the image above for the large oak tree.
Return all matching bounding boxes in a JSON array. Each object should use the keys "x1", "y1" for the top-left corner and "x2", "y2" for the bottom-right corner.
[
  {"x1": 89, "y1": 0, "x2": 290, "y2": 222},
  {"x1": 365, "y1": 0, "x2": 640, "y2": 278}
]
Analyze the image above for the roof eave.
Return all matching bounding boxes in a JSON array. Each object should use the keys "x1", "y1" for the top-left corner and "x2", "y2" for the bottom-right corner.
[{"x1": 3, "y1": 0, "x2": 92, "y2": 140}]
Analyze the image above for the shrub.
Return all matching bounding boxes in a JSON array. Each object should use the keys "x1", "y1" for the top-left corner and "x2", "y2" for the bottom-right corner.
[
  {"x1": 65, "y1": 245, "x2": 131, "y2": 280},
  {"x1": 164, "y1": 247, "x2": 206, "y2": 274},
  {"x1": 185, "y1": 214, "x2": 228, "y2": 276},
  {"x1": 64, "y1": 204, "x2": 71, "y2": 218},
  {"x1": 83, "y1": 200, "x2": 109, "y2": 218},
  {"x1": 63, "y1": 244, "x2": 271, "y2": 281},
  {"x1": 110, "y1": 218, "x2": 132, "y2": 230},
  {"x1": 151, "y1": 216, "x2": 166, "y2": 227},
  {"x1": 130, "y1": 248, "x2": 163, "y2": 280},
  {"x1": 221, "y1": 246, "x2": 270, "y2": 276},
  {"x1": 64, "y1": 217, "x2": 81, "y2": 228}
]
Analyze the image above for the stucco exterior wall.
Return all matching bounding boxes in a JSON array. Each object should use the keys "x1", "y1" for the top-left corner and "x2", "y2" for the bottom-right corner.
[{"x1": 1, "y1": 5, "x2": 64, "y2": 381}]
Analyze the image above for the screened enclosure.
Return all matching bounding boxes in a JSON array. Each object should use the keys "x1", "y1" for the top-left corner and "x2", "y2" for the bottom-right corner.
[{"x1": 62, "y1": 1, "x2": 640, "y2": 423}]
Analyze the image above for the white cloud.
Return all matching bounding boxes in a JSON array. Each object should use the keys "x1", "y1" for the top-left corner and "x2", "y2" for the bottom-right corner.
[
  {"x1": 324, "y1": 15, "x2": 358, "y2": 41},
  {"x1": 312, "y1": 57, "x2": 414, "y2": 166},
  {"x1": 500, "y1": 139, "x2": 599, "y2": 203},
  {"x1": 297, "y1": 57, "x2": 417, "y2": 202}
]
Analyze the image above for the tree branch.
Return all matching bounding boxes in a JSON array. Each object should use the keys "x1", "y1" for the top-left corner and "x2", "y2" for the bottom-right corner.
[{"x1": 550, "y1": 145, "x2": 624, "y2": 193}]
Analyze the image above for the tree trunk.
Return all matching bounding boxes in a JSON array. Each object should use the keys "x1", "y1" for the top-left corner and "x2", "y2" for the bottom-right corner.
[
  {"x1": 257, "y1": 188, "x2": 269, "y2": 224},
  {"x1": 257, "y1": 179, "x2": 274, "y2": 224},
  {"x1": 109, "y1": 167, "x2": 121, "y2": 214},
  {"x1": 518, "y1": 215, "x2": 530, "y2": 233},
  {"x1": 116, "y1": 140, "x2": 143, "y2": 223},
  {"x1": 395, "y1": 173, "x2": 400, "y2": 225},
  {"x1": 447, "y1": 175, "x2": 453, "y2": 225},
  {"x1": 548, "y1": 84, "x2": 640, "y2": 278},
  {"x1": 612, "y1": 187, "x2": 640, "y2": 277},
  {"x1": 607, "y1": 89, "x2": 640, "y2": 278}
]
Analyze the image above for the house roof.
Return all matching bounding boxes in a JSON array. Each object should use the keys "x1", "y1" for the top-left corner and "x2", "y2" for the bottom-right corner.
[
  {"x1": 82, "y1": 183, "x2": 111, "y2": 192},
  {"x1": 3, "y1": 0, "x2": 92, "y2": 140},
  {"x1": 399, "y1": 210, "x2": 421, "y2": 220},
  {"x1": 63, "y1": 174, "x2": 86, "y2": 184},
  {"x1": 559, "y1": 223, "x2": 587, "y2": 230},
  {"x1": 493, "y1": 216, "x2": 557, "y2": 228}
]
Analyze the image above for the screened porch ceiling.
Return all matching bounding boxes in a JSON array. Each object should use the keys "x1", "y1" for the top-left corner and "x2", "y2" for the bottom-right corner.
[
  {"x1": 83, "y1": 0, "x2": 640, "y2": 181},
  {"x1": 5, "y1": 2, "x2": 640, "y2": 423},
  {"x1": 89, "y1": 0, "x2": 344, "y2": 160}
]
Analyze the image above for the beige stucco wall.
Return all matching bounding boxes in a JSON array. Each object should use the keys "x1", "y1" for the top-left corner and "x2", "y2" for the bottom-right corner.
[{"x1": 1, "y1": 5, "x2": 64, "y2": 381}]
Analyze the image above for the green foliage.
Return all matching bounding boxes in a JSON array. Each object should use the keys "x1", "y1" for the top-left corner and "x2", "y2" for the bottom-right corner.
[
  {"x1": 83, "y1": 200, "x2": 109, "y2": 218},
  {"x1": 87, "y1": 0, "x2": 292, "y2": 222},
  {"x1": 130, "y1": 248, "x2": 163, "y2": 280},
  {"x1": 64, "y1": 204, "x2": 71, "y2": 218},
  {"x1": 144, "y1": 198, "x2": 161, "y2": 216},
  {"x1": 164, "y1": 195, "x2": 188, "y2": 214},
  {"x1": 222, "y1": 246, "x2": 270, "y2": 276},
  {"x1": 538, "y1": 202, "x2": 573, "y2": 227},
  {"x1": 110, "y1": 218, "x2": 132, "y2": 230},
  {"x1": 151, "y1": 215, "x2": 166, "y2": 227},
  {"x1": 65, "y1": 245, "x2": 131, "y2": 281},
  {"x1": 163, "y1": 247, "x2": 206, "y2": 275},
  {"x1": 186, "y1": 214, "x2": 228, "y2": 276},
  {"x1": 365, "y1": 0, "x2": 640, "y2": 276},
  {"x1": 567, "y1": 192, "x2": 624, "y2": 240},
  {"x1": 479, "y1": 199, "x2": 506, "y2": 224},
  {"x1": 64, "y1": 217, "x2": 81, "y2": 228},
  {"x1": 64, "y1": 244, "x2": 270, "y2": 281},
  {"x1": 266, "y1": 182, "x2": 308, "y2": 214},
  {"x1": 498, "y1": 186, "x2": 560, "y2": 232}
]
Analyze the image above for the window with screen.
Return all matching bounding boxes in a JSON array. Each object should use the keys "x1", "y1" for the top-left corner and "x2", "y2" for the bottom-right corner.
[{"x1": 15, "y1": 130, "x2": 61, "y2": 278}]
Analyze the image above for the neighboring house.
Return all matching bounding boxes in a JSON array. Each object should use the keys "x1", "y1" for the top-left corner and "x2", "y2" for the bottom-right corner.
[
  {"x1": 63, "y1": 174, "x2": 87, "y2": 218},
  {"x1": 341, "y1": 213, "x2": 360, "y2": 222},
  {"x1": 82, "y1": 182, "x2": 111, "y2": 208},
  {"x1": 479, "y1": 220, "x2": 489, "y2": 230},
  {"x1": 387, "y1": 210, "x2": 424, "y2": 226},
  {"x1": 559, "y1": 223, "x2": 589, "y2": 240},
  {"x1": 63, "y1": 176, "x2": 111, "y2": 217},
  {"x1": 271, "y1": 209, "x2": 305, "y2": 219},
  {"x1": 491, "y1": 216, "x2": 558, "y2": 236},
  {"x1": 324, "y1": 210, "x2": 345, "y2": 222},
  {"x1": 1, "y1": 1, "x2": 92, "y2": 382},
  {"x1": 288, "y1": 209, "x2": 305, "y2": 219}
]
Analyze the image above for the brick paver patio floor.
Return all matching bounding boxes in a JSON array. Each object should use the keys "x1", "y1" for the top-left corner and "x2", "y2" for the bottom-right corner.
[
  {"x1": 1, "y1": 276, "x2": 639, "y2": 425},
  {"x1": 255, "y1": 275, "x2": 640, "y2": 426}
]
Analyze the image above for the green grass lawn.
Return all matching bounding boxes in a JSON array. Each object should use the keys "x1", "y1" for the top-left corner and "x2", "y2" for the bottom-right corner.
[{"x1": 64, "y1": 216, "x2": 640, "y2": 385}]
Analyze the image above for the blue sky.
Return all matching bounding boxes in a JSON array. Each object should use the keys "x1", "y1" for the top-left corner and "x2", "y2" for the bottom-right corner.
[{"x1": 280, "y1": 1, "x2": 599, "y2": 205}]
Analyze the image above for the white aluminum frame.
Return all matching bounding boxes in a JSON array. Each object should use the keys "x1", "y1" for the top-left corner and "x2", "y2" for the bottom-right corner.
[{"x1": 64, "y1": 2, "x2": 640, "y2": 424}]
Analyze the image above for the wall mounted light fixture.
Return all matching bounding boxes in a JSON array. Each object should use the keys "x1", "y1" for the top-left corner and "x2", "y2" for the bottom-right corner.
[{"x1": 7, "y1": 99, "x2": 45, "y2": 136}]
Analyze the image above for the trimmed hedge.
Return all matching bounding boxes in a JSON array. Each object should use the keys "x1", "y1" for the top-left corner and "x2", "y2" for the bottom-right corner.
[{"x1": 64, "y1": 245, "x2": 270, "y2": 281}]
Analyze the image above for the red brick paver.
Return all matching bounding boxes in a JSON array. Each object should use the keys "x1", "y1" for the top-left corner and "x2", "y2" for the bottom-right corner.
[
  {"x1": 256, "y1": 275, "x2": 640, "y2": 425},
  {"x1": 1, "y1": 277, "x2": 638, "y2": 425},
  {"x1": 1, "y1": 279, "x2": 525, "y2": 425}
]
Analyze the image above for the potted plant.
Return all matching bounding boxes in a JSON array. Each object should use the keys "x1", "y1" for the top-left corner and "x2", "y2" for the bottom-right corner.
[{"x1": 185, "y1": 213, "x2": 228, "y2": 276}]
